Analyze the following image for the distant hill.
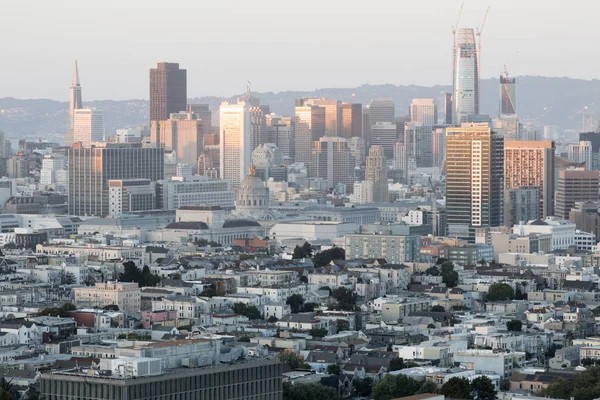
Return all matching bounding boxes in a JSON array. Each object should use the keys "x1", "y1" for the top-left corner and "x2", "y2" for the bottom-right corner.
[{"x1": 2, "y1": 76, "x2": 600, "y2": 143}]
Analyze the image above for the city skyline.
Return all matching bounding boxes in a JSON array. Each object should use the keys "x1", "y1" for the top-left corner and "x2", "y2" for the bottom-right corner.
[{"x1": 3, "y1": 0, "x2": 600, "y2": 100}]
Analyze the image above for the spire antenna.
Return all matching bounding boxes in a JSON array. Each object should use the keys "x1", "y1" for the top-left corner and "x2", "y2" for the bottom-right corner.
[{"x1": 72, "y1": 60, "x2": 80, "y2": 86}]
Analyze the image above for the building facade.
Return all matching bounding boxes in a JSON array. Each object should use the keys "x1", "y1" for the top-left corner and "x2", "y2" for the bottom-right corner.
[
  {"x1": 149, "y1": 62, "x2": 187, "y2": 123},
  {"x1": 345, "y1": 233, "x2": 420, "y2": 264},
  {"x1": 220, "y1": 101, "x2": 252, "y2": 187},
  {"x1": 556, "y1": 169, "x2": 600, "y2": 220}
]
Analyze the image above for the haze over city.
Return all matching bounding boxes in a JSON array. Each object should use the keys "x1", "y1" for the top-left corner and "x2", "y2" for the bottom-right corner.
[{"x1": 2, "y1": 0, "x2": 600, "y2": 100}]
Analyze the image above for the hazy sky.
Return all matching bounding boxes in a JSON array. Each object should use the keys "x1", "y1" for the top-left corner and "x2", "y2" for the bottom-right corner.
[{"x1": 2, "y1": 0, "x2": 599, "y2": 101}]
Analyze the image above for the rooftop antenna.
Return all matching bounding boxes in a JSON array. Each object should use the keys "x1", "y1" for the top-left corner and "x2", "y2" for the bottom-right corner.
[
  {"x1": 476, "y1": 6, "x2": 490, "y2": 110},
  {"x1": 246, "y1": 81, "x2": 251, "y2": 97}
]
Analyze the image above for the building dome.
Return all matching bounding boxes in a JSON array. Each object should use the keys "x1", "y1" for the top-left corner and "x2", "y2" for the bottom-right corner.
[{"x1": 236, "y1": 162, "x2": 270, "y2": 216}]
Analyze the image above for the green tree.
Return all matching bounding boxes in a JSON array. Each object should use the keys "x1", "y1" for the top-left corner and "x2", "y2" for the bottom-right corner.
[
  {"x1": 283, "y1": 382, "x2": 340, "y2": 400},
  {"x1": 336, "y1": 319, "x2": 350, "y2": 332},
  {"x1": 299, "y1": 275, "x2": 308, "y2": 283},
  {"x1": 417, "y1": 380, "x2": 438, "y2": 394},
  {"x1": 286, "y1": 294, "x2": 305, "y2": 313},
  {"x1": 313, "y1": 247, "x2": 345, "y2": 268},
  {"x1": 431, "y1": 305, "x2": 445, "y2": 312},
  {"x1": 327, "y1": 364, "x2": 341, "y2": 375},
  {"x1": 506, "y1": 319, "x2": 522, "y2": 332},
  {"x1": 440, "y1": 377, "x2": 472, "y2": 399},
  {"x1": 232, "y1": 302, "x2": 261, "y2": 320},
  {"x1": 440, "y1": 261, "x2": 458, "y2": 287},
  {"x1": 354, "y1": 377, "x2": 373, "y2": 397},
  {"x1": 39, "y1": 302, "x2": 76, "y2": 317},
  {"x1": 487, "y1": 283, "x2": 515, "y2": 301},
  {"x1": 310, "y1": 328, "x2": 328, "y2": 338},
  {"x1": 425, "y1": 266, "x2": 440, "y2": 276},
  {"x1": 302, "y1": 242, "x2": 313, "y2": 258},
  {"x1": 389, "y1": 357, "x2": 404, "y2": 371},
  {"x1": 62, "y1": 271, "x2": 76, "y2": 285},
  {"x1": 332, "y1": 287, "x2": 357, "y2": 311},
  {"x1": 267, "y1": 316, "x2": 279, "y2": 323},
  {"x1": 279, "y1": 351, "x2": 310, "y2": 370},
  {"x1": 292, "y1": 245, "x2": 305, "y2": 260},
  {"x1": 0, "y1": 377, "x2": 14, "y2": 400},
  {"x1": 238, "y1": 336, "x2": 251, "y2": 342},
  {"x1": 200, "y1": 285, "x2": 217, "y2": 297},
  {"x1": 303, "y1": 302, "x2": 318, "y2": 312},
  {"x1": 471, "y1": 376, "x2": 496, "y2": 400},
  {"x1": 372, "y1": 374, "x2": 420, "y2": 400}
]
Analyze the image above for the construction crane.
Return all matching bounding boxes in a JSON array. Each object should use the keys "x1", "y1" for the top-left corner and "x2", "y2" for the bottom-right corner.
[
  {"x1": 451, "y1": 3, "x2": 464, "y2": 76},
  {"x1": 503, "y1": 64, "x2": 510, "y2": 115},
  {"x1": 475, "y1": 7, "x2": 490, "y2": 88},
  {"x1": 451, "y1": 3, "x2": 464, "y2": 38}
]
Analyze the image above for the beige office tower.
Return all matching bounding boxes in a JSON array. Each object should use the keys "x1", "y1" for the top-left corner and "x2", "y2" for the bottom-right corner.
[
  {"x1": 68, "y1": 143, "x2": 164, "y2": 217},
  {"x1": 299, "y1": 98, "x2": 340, "y2": 137},
  {"x1": 504, "y1": 140, "x2": 555, "y2": 218},
  {"x1": 308, "y1": 137, "x2": 355, "y2": 190},
  {"x1": 186, "y1": 104, "x2": 211, "y2": 143},
  {"x1": 294, "y1": 105, "x2": 325, "y2": 164},
  {"x1": 410, "y1": 98, "x2": 437, "y2": 127},
  {"x1": 339, "y1": 103, "x2": 362, "y2": 139},
  {"x1": 555, "y1": 169, "x2": 600, "y2": 220},
  {"x1": 150, "y1": 111, "x2": 203, "y2": 172},
  {"x1": 73, "y1": 108, "x2": 104, "y2": 147},
  {"x1": 446, "y1": 123, "x2": 504, "y2": 240},
  {"x1": 364, "y1": 145, "x2": 389, "y2": 202},
  {"x1": 432, "y1": 128, "x2": 446, "y2": 169},
  {"x1": 219, "y1": 101, "x2": 251, "y2": 187},
  {"x1": 266, "y1": 114, "x2": 295, "y2": 160}
]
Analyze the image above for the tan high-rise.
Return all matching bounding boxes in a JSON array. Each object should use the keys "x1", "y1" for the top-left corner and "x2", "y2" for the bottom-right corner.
[
  {"x1": 364, "y1": 145, "x2": 389, "y2": 202},
  {"x1": 294, "y1": 105, "x2": 325, "y2": 164},
  {"x1": 339, "y1": 103, "x2": 362, "y2": 139},
  {"x1": 504, "y1": 140, "x2": 555, "y2": 218},
  {"x1": 149, "y1": 62, "x2": 187, "y2": 123},
  {"x1": 556, "y1": 169, "x2": 600, "y2": 220},
  {"x1": 150, "y1": 112, "x2": 203, "y2": 172}
]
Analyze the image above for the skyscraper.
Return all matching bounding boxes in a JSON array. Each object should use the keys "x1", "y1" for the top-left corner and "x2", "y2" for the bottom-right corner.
[
  {"x1": 149, "y1": 62, "x2": 187, "y2": 122},
  {"x1": 444, "y1": 93, "x2": 453, "y2": 125},
  {"x1": 299, "y1": 98, "x2": 340, "y2": 137},
  {"x1": 66, "y1": 60, "x2": 83, "y2": 146},
  {"x1": 186, "y1": 104, "x2": 211, "y2": 143},
  {"x1": 68, "y1": 143, "x2": 164, "y2": 216},
  {"x1": 339, "y1": 103, "x2": 363, "y2": 139},
  {"x1": 499, "y1": 75, "x2": 517, "y2": 115},
  {"x1": 556, "y1": 169, "x2": 600, "y2": 220},
  {"x1": 568, "y1": 141, "x2": 593, "y2": 170},
  {"x1": 150, "y1": 112, "x2": 203, "y2": 171},
  {"x1": 368, "y1": 99, "x2": 395, "y2": 125},
  {"x1": 446, "y1": 123, "x2": 504, "y2": 240},
  {"x1": 504, "y1": 140, "x2": 555, "y2": 218},
  {"x1": 308, "y1": 137, "x2": 355, "y2": 190},
  {"x1": 452, "y1": 29, "x2": 479, "y2": 125},
  {"x1": 364, "y1": 145, "x2": 389, "y2": 203},
  {"x1": 219, "y1": 101, "x2": 251, "y2": 187},
  {"x1": 410, "y1": 99, "x2": 437, "y2": 127},
  {"x1": 370, "y1": 122, "x2": 397, "y2": 160},
  {"x1": 266, "y1": 114, "x2": 295, "y2": 161},
  {"x1": 73, "y1": 108, "x2": 104, "y2": 147},
  {"x1": 294, "y1": 105, "x2": 326, "y2": 164},
  {"x1": 404, "y1": 121, "x2": 433, "y2": 168}
]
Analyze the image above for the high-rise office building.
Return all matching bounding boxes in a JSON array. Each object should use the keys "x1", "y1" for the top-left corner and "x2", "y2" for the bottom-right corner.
[
  {"x1": 368, "y1": 99, "x2": 395, "y2": 125},
  {"x1": 568, "y1": 141, "x2": 593, "y2": 170},
  {"x1": 308, "y1": 137, "x2": 355, "y2": 190},
  {"x1": 432, "y1": 128, "x2": 446, "y2": 169},
  {"x1": 150, "y1": 112, "x2": 203, "y2": 171},
  {"x1": 66, "y1": 60, "x2": 83, "y2": 146},
  {"x1": 446, "y1": 123, "x2": 504, "y2": 240},
  {"x1": 219, "y1": 101, "x2": 251, "y2": 187},
  {"x1": 294, "y1": 105, "x2": 326, "y2": 164},
  {"x1": 186, "y1": 104, "x2": 211, "y2": 143},
  {"x1": 452, "y1": 29, "x2": 479, "y2": 124},
  {"x1": 68, "y1": 143, "x2": 164, "y2": 216},
  {"x1": 298, "y1": 98, "x2": 340, "y2": 137},
  {"x1": 410, "y1": 99, "x2": 437, "y2": 127},
  {"x1": 339, "y1": 103, "x2": 362, "y2": 139},
  {"x1": 444, "y1": 92, "x2": 453, "y2": 125},
  {"x1": 504, "y1": 187, "x2": 540, "y2": 227},
  {"x1": 404, "y1": 121, "x2": 433, "y2": 168},
  {"x1": 504, "y1": 140, "x2": 555, "y2": 218},
  {"x1": 370, "y1": 122, "x2": 397, "y2": 160},
  {"x1": 73, "y1": 108, "x2": 104, "y2": 147},
  {"x1": 364, "y1": 145, "x2": 389, "y2": 203},
  {"x1": 149, "y1": 62, "x2": 187, "y2": 122},
  {"x1": 555, "y1": 169, "x2": 600, "y2": 220},
  {"x1": 362, "y1": 107, "x2": 371, "y2": 146},
  {"x1": 266, "y1": 114, "x2": 295, "y2": 161},
  {"x1": 499, "y1": 75, "x2": 517, "y2": 115}
]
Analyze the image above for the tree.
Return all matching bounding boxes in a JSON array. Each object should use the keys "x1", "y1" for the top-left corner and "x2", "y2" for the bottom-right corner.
[
  {"x1": 267, "y1": 316, "x2": 279, "y2": 323},
  {"x1": 39, "y1": 302, "x2": 76, "y2": 318},
  {"x1": 471, "y1": 376, "x2": 496, "y2": 400},
  {"x1": 172, "y1": 273, "x2": 181, "y2": 280},
  {"x1": 478, "y1": 258, "x2": 488, "y2": 267},
  {"x1": 62, "y1": 271, "x2": 76, "y2": 285},
  {"x1": 417, "y1": 380, "x2": 438, "y2": 394},
  {"x1": 332, "y1": 287, "x2": 357, "y2": 311},
  {"x1": 303, "y1": 302, "x2": 318, "y2": 312},
  {"x1": 431, "y1": 305, "x2": 445, "y2": 312},
  {"x1": 327, "y1": 364, "x2": 341, "y2": 375},
  {"x1": 302, "y1": 242, "x2": 313, "y2": 258},
  {"x1": 299, "y1": 275, "x2": 308, "y2": 283},
  {"x1": 0, "y1": 377, "x2": 14, "y2": 400},
  {"x1": 336, "y1": 319, "x2": 350, "y2": 332},
  {"x1": 310, "y1": 328, "x2": 328, "y2": 338},
  {"x1": 200, "y1": 286, "x2": 216, "y2": 297},
  {"x1": 279, "y1": 351, "x2": 310, "y2": 370},
  {"x1": 427, "y1": 323, "x2": 436, "y2": 329},
  {"x1": 292, "y1": 245, "x2": 304, "y2": 260},
  {"x1": 354, "y1": 377, "x2": 373, "y2": 397},
  {"x1": 286, "y1": 294, "x2": 304, "y2": 314},
  {"x1": 119, "y1": 261, "x2": 159, "y2": 287},
  {"x1": 232, "y1": 302, "x2": 261, "y2": 320},
  {"x1": 389, "y1": 357, "x2": 405, "y2": 371},
  {"x1": 238, "y1": 336, "x2": 251, "y2": 342},
  {"x1": 440, "y1": 377, "x2": 472, "y2": 399},
  {"x1": 283, "y1": 382, "x2": 340, "y2": 400},
  {"x1": 507, "y1": 319, "x2": 522, "y2": 332},
  {"x1": 487, "y1": 283, "x2": 515, "y2": 301},
  {"x1": 102, "y1": 304, "x2": 119, "y2": 311},
  {"x1": 372, "y1": 374, "x2": 420, "y2": 400},
  {"x1": 313, "y1": 247, "x2": 345, "y2": 268},
  {"x1": 425, "y1": 266, "x2": 440, "y2": 276},
  {"x1": 440, "y1": 261, "x2": 458, "y2": 287}
]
